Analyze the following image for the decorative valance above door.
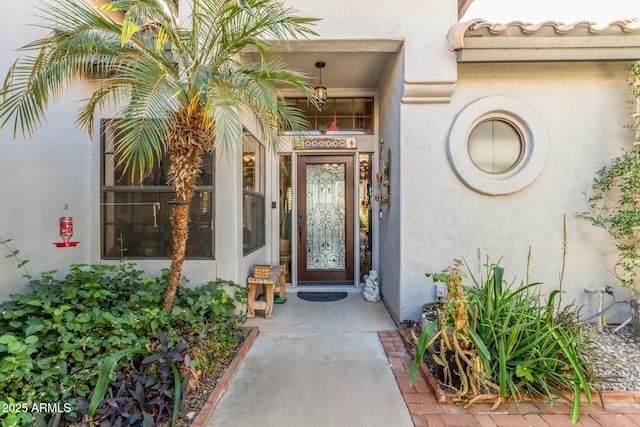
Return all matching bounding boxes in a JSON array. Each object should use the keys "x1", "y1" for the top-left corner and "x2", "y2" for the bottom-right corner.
[{"x1": 294, "y1": 137, "x2": 357, "y2": 151}]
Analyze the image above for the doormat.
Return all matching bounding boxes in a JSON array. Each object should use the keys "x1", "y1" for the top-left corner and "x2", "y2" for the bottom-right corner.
[{"x1": 297, "y1": 292, "x2": 348, "y2": 302}]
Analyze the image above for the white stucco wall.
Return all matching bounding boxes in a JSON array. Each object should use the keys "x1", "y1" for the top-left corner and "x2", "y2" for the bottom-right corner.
[
  {"x1": 377, "y1": 50, "x2": 405, "y2": 322},
  {"x1": 0, "y1": 1, "x2": 95, "y2": 298},
  {"x1": 400, "y1": 61, "x2": 635, "y2": 323}
]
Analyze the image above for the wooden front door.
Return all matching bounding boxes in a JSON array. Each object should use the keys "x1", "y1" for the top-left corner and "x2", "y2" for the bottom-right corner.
[{"x1": 296, "y1": 155, "x2": 355, "y2": 283}]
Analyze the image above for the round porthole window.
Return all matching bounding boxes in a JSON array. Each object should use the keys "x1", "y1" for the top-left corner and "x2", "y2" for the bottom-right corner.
[
  {"x1": 467, "y1": 119, "x2": 524, "y2": 174},
  {"x1": 447, "y1": 96, "x2": 548, "y2": 195}
]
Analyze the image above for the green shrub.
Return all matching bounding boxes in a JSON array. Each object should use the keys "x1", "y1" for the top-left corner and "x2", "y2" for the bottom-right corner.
[
  {"x1": 0, "y1": 263, "x2": 247, "y2": 426},
  {"x1": 411, "y1": 260, "x2": 597, "y2": 424},
  {"x1": 465, "y1": 262, "x2": 596, "y2": 423}
]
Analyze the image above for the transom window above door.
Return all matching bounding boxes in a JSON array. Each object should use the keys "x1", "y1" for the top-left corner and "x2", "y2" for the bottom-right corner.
[{"x1": 283, "y1": 97, "x2": 374, "y2": 135}]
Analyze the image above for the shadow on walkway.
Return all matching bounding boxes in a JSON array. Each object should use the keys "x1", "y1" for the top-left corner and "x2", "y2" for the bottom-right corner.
[
  {"x1": 196, "y1": 292, "x2": 640, "y2": 426},
  {"x1": 203, "y1": 293, "x2": 413, "y2": 427}
]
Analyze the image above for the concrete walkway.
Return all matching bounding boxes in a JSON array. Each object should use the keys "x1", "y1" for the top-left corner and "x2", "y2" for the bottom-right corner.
[
  {"x1": 203, "y1": 291, "x2": 413, "y2": 427},
  {"x1": 197, "y1": 290, "x2": 640, "y2": 427}
]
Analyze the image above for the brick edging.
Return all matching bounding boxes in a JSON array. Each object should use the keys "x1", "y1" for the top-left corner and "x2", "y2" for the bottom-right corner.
[
  {"x1": 391, "y1": 328, "x2": 449, "y2": 402},
  {"x1": 190, "y1": 327, "x2": 260, "y2": 427}
]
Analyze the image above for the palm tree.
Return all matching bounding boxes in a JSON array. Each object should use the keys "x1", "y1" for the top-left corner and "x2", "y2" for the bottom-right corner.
[{"x1": 0, "y1": 0, "x2": 317, "y2": 311}]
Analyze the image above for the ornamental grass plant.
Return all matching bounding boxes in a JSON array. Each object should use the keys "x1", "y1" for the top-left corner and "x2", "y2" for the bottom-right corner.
[
  {"x1": 410, "y1": 258, "x2": 598, "y2": 424},
  {"x1": 465, "y1": 261, "x2": 596, "y2": 423}
]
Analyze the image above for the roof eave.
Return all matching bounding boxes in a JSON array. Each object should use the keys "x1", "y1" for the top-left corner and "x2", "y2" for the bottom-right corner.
[
  {"x1": 455, "y1": 46, "x2": 640, "y2": 62},
  {"x1": 449, "y1": 19, "x2": 640, "y2": 62}
]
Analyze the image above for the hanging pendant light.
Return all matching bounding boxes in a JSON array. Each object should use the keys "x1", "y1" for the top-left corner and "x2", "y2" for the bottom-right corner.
[{"x1": 314, "y1": 61, "x2": 327, "y2": 110}]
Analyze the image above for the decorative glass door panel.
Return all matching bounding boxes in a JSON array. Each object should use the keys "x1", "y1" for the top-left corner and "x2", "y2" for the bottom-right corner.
[
  {"x1": 297, "y1": 155, "x2": 354, "y2": 283},
  {"x1": 307, "y1": 163, "x2": 345, "y2": 270}
]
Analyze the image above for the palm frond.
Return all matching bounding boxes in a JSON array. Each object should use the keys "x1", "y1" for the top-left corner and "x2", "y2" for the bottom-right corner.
[
  {"x1": 1, "y1": 0, "x2": 320, "y2": 313},
  {"x1": 195, "y1": 0, "x2": 317, "y2": 72},
  {"x1": 207, "y1": 88, "x2": 244, "y2": 157},
  {"x1": 231, "y1": 62, "x2": 313, "y2": 148},
  {"x1": 2, "y1": 0, "x2": 318, "y2": 177},
  {"x1": 111, "y1": 116, "x2": 169, "y2": 183}
]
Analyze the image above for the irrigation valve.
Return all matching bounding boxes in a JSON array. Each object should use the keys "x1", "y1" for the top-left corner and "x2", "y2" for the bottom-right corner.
[{"x1": 584, "y1": 286, "x2": 617, "y2": 332}]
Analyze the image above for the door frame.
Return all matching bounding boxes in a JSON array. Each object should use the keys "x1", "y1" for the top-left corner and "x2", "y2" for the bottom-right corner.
[{"x1": 295, "y1": 154, "x2": 356, "y2": 283}]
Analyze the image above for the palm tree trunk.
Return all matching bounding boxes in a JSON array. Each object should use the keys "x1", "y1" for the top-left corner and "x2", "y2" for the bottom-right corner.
[
  {"x1": 162, "y1": 153, "x2": 204, "y2": 311},
  {"x1": 162, "y1": 106, "x2": 209, "y2": 312},
  {"x1": 163, "y1": 201, "x2": 191, "y2": 312}
]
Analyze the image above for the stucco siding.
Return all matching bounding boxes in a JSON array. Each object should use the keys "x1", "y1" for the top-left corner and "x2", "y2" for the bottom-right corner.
[
  {"x1": 0, "y1": 0, "x2": 228, "y2": 299},
  {"x1": 399, "y1": 61, "x2": 634, "y2": 323},
  {"x1": 0, "y1": 1, "x2": 95, "y2": 298},
  {"x1": 377, "y1": 49, "x2": 404, "y2": 322}
]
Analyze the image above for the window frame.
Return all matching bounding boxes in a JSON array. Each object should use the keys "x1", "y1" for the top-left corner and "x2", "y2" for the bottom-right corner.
[
  {"x1": 242, "y1": 131, "x2": 266, "y2": 255},
  {"x1": 467, "y1": 118, "x2": 525, "y2": 175},
  {"x1": 100, "y1": 119, "x2": 215, "y2": 259},
  {"x1": 281, "y1": 97, "x2": 374, "y2": 135},
  {"x1": 447, "y1": 96, "x2": 549, "y2": 195}
]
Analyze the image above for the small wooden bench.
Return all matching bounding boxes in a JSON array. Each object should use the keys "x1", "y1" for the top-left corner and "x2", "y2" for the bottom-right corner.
[{"x1": 246, "y1": 265, "x2": 286, "y2": 319}]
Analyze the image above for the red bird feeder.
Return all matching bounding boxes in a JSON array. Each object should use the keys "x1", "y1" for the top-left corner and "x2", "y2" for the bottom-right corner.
[{"x1": 54, "y1": 216, "x2": 79, "y2": 247}]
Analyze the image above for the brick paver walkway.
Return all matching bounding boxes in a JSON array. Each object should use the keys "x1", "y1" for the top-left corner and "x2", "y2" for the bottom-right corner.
[{"x1": 379, "y1": 330, "x2": 640, "y2": 427}]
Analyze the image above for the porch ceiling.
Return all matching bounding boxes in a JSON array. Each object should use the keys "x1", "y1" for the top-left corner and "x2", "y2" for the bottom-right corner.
[{"x1": 246, "y1": 40, "x2": 402, "y2": 92}]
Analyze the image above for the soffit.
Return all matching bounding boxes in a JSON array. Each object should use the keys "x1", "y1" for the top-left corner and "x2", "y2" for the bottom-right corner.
[
  {"x1": 448, "y1": 19, "x2": 640, "y2": 62},
  {"x1": 245, "y1": 39, "x2": 402, "y2": 92}
]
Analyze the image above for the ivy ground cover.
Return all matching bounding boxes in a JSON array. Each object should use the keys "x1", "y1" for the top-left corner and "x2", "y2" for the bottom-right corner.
[{"x1": 0, "y1": 263, "x2": 247, "y2": 426}]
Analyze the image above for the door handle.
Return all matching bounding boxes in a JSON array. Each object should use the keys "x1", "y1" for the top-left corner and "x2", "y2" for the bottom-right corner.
[{"x1": 297, "y1": 210, "x2": 303, "y2": 240}]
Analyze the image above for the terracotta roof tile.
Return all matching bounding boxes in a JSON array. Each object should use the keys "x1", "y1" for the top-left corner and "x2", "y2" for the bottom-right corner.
[
  {"x1": 448, "y1": 18, "x2": 640, "y2": 51},
  {"x1": 467, "y1": 18, "x2": 640, "y2": 35},
  {"x1": 447, "y1": 19, "x2": 640, "y2": 62}
]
